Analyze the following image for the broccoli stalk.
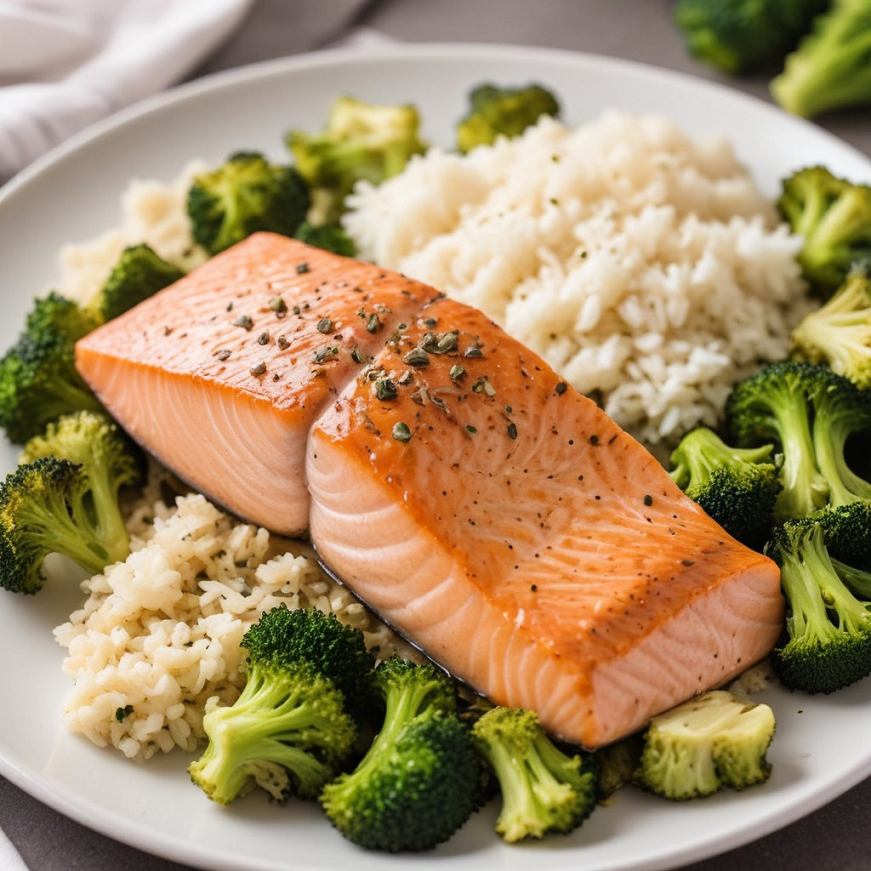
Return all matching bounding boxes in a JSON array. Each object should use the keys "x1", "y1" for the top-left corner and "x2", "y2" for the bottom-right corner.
[
  {"x1": 470, "y1": 706, "x2": 597, "y2": 843},
  {"x1": 188, "y1": 606, "x2": 374, "y2": 805},
  {"x1": 726, "y1": 361, "x2": 871, "y2": 522},
  {"x1": 771, "y1": 0, "x2": 871, "y2": 119},
  {"x1": 777, "y1": 166, "x2": 871, "y2": 298},
  {"x1": 0, "y1": 410, "x2": 144, "y2": 593},
  {"x1": 633, "y1": 690, "x2": 775, "y2": 800},
  {"x1": 669, "y1": 426, "x2": 781, "y2": 547},
  {"x1": 673, "y1": 0, "x2": 829, "y2": 74},
  {"x1": 790, "y1": 268, "x2": 871, "y2": 389},
  {"x1": 187, "y1": 151, "x2": 311, "y2": 256},
  {"x1": 765, "y1": 507, "x2": 871, "y2": 693},
  {"x1": 456, "y1": 83, "x2": 560, "y2": 153},
  {"x1": 93, "y1": 244, "x2": 185, "y2": 323},
  {"x1": 319, "y1": 658, "x2": 482, "y2": 853},
  {"x1": 0, "y1": 293, "x2": 102, "y2": 444}
]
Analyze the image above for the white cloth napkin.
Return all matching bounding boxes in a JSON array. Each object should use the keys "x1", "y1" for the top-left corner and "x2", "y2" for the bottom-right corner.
[
  {"x1": 0, "y1": 826, "x2": 27, "y2": 871},
  {"x1": 0, "y1": 0, "x2": 256, "y2": 181}
]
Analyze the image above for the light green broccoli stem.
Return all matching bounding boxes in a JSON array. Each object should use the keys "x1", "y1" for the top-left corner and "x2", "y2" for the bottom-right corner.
[
  {"x1": 769, "y1": 392, "x2": 829, "y2": 521},
  {"x1": 771, "y1": 0, "x2": 871, "y2": 118},
  {"x1": 190, "y1": 668, "x2": 344, "y2": 804}
]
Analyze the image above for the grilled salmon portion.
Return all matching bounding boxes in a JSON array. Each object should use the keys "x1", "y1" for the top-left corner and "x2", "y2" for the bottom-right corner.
[
  {"x1": 307, "y1": 296, "x2": 783, "y2": 747},
  {"x1": 74, "y1": 233, "x2": 439, "y2": 535},
  {"x1": 76, "y1": 234, "x2": 783, "y2": 747}
]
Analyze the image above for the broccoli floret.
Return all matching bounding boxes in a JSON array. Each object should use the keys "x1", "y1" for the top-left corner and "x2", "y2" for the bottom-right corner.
[
  {"x1": 293, "y1": 221, "x2": 357, "y2": 257},
  {"x1": 790, "y1": 268, "x2": 871, "y2": 388},
  {"x1": 0, "y1": 410, "x2": 143, "y2": 593},
  {"x1": 669, "y1": 426, "x2": 782, "y2": 548},
  {"x1": 470, "y1": 706, "x2": 596, "y2": 843},
  {"x1": 673, "y1": 0, "x2": 829, "y2": 74},
  {"x1": 93, "y1": 244, "x2": 185, "y2": 322},
  {"x1": 771, "y1": 0, "x2": 871, "y2": 119},
  {"x1": 0, "y1": 293, "x2": 102, "y2": 444},
  {"x1": 634, "y1": 690, "x2": 775, "y2": 800},
  {"x1": 726, "y1": 361, "x2": 871, "y2": 522},
  {"x1": 456, "y1": 83, "x2": 560, "y2": 154},
  {"x1": 286, "y1": 96, "x2": 426, "y2": 221},
  {"x1": 777, "y1": 166, "x2": 871, "y2": 298},
  {"x1": 186, "y1": 151, "x2": 311, "y2": 256},
  {"x1": 320, "y1": 658, "x2": 482, "y2": 852},
  {"x1": 765, "y1": 508, "x2": 871, "y2": 693},
  {"x1": 188, "y1": 605, "x2": 374, "y2": 805}
]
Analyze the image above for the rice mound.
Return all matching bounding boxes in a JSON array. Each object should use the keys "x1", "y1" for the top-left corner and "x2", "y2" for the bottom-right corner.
[
  {"x1": 53, "y1": 489, "x2": 414, "y2": 761},
  {"x1": 343, "y1": 112, "x2": 813, "y2": 445}
]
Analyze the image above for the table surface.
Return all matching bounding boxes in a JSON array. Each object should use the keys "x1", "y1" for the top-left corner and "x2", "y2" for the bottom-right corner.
[{"x1": 2, "y1": 1, "x2": 870, "y2": 869}]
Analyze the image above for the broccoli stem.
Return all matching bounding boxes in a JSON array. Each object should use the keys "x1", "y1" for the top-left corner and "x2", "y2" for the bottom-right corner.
[
  {"x1": 770, "y1": 392, "x2": 829, "y2": 521},
  {"x1": 193, "y1": 668, "x2": 338, "y2": 804},
  {"x1": 781, "y1": 526, "x2": 869, "y2": 640}
]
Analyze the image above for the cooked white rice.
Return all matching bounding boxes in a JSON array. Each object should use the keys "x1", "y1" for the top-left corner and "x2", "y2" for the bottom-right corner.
[
  {"x1": 343, "y1": 112, "x2": 812, "y2": 445},
  {"x1": 53, "y1": 483, "x2": 416, "y2": 761}
]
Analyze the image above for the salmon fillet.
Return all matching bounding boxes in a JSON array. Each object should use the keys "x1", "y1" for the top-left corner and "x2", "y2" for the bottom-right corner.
[
  {"x1": 76, "y1": 233, "x2": 783, "y2": 747},
  {"x1": 75, "y1": 233, "x2": 438, "y2": 536}
]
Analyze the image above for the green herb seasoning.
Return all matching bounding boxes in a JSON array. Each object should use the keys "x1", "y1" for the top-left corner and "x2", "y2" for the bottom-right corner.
[
  {"x1": 465, "y1": 424, "x2": 477, "y2": 436},
  {"x1": 404, "y1": 347, "x2": 430, "y2": 367},
  {"x1": 232, "y1": 315, "x2": 253, "y2": 331},
  {"x1": 436, "y1": 331, "x2": 458, "y2": 354},
  {"x1": 115, "y1": 705, "x2": 134, "y2": 722},
  {"x1": 449, "y1": 364, "x2": 466, "y2": 382},
  {"x1": 463, "y1": 345, "x2": 483, "y2": 359},
  {"x1": 392, "y1": 422, "x2": 412, "y2": 443},
  {"x1": 269, "y1": 296, "x2": 287, "y2": 314},
  {"x1": 350, "y1": 346, "x2": 367, "y2": 364},
  {"x1": 373, "y1": 377, "x2": 398, "y2": 401},
  {"x1": 367, "y1": 313, "x2": 382, "y2": 333},
  {"x1": 472, "y1": 376, "x2": 496, "y2": 396},
  {"x1": 314, "y1": 346, "x2": 338, "y2": 363},
  {"x1": 316, "y1": 317, "x2": 334, "y2": 334}
]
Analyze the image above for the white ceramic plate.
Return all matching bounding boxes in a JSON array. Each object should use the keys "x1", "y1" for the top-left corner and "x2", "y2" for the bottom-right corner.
[{"x1": 1, "y1": 43, "x2": 871, "y2": 871}]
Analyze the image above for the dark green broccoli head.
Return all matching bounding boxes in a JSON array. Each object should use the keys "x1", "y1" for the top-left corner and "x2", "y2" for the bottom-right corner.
[
  {"x1": 674, "y1": 0, "x2": 828, "y2": 74},
  {"x1": 790, "y1": 269, "x2": 871, "y2": 389},
  {"x1": 293, "y1": 221, "x2": 357, "y2": 257},
  {"x1": 187, "y1": 151, "x2": 311, "y2": 256},
  {"x1": 320, "y1": 709, "x2": 481, "y2": 852},
  {"x1": 241, "y1": 605, "x2": 374, "y2": 716},
  {"x1": 777, "y1": 165, "x2": 871, "y2": 298},
  {"x1": 456, "y1": 83, "x2": 560, "y2": 153},
  {"x1": 766, "y1": 516, "x2": 871, "y2": 693},
  {"x1": 0, "y1": 456, "x2": 109, "y2": 593},
  {"x1": 633, "y1": 690, "x2": 775, "y2": 800},
  {"x1": 669, "y1": 426, "x2": 781, "y2": 548},
  {"x1": 286, "y1": 96, "x2": 426, "y2": 221},
  {"x1": 771, "y1": 0, "x2": 871, "y2": 119},
  {"x1": 725, "y1": 361, "x2": 871, "y2": 521},
  {"x1": 0, "y1": 294, "x2": 103, "y2": 444},
  {"x1": 95, "y1": 244, "x2": 185, "y2": 323},
  {"x1": 189, "y1": 657, "x2": 359, "y2": 805},
  {"x1": 470, "y1": 706, "x2": 597, "y2": 842}
]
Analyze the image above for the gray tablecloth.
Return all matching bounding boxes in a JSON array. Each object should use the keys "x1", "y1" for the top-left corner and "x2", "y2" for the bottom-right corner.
[{"x1": 2, "y1": 1, "x2": 869, "y2": 869}]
